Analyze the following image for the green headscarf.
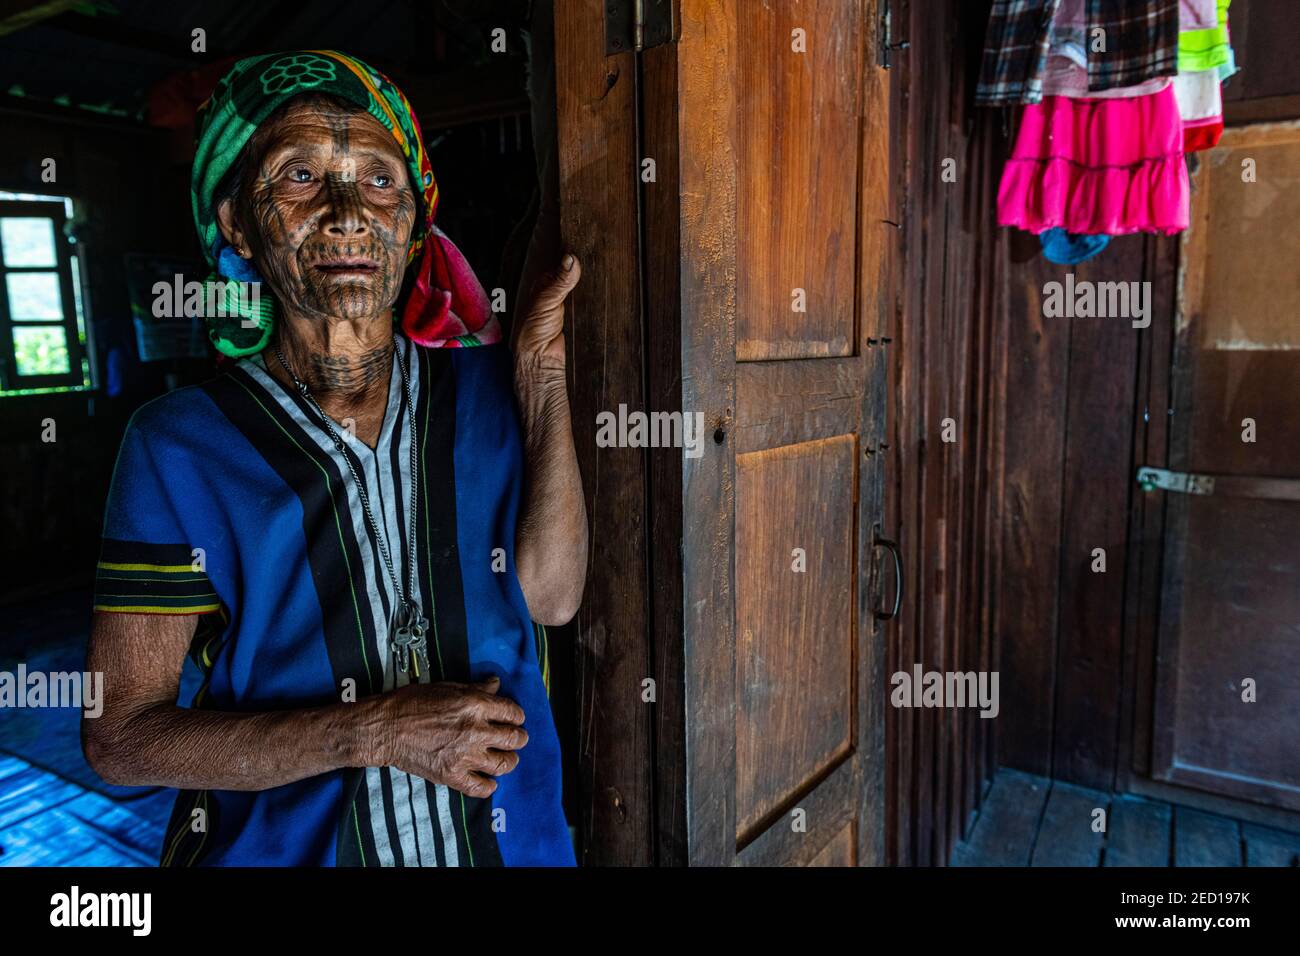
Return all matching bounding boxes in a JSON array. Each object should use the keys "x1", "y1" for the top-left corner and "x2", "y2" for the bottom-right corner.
[{"x1": 191, "y1": 50, "x2": 497, "y2": 357}]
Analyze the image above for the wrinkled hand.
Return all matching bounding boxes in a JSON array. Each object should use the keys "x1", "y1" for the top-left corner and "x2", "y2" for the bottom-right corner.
[
  {"x1": 380, "y1": 676, "x2": 528, "y2": 797},
  {"x1": 514, "y1": 253, "x2": 581, "y2": 383}
]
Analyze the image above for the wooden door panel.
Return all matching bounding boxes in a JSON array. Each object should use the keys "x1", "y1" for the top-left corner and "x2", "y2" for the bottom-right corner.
[
  {"x1": 1192, "y1": 130, "x2": 1300, "y2": 354},
  {"x1": 1170, "y1": 497, "x2": 1300, "y2": 798},
  {"x1": 675, "y1": 0, "x2": 889, "y2": 866},
  {"x1": 807, "y1": 819, "x2": 857, "y2": 866},
  {"x1": 733, "y1": 759, "x2": 859, "y2": 865},
  {"x1": 1151, "y1": 122, "x2": 1300, "y2": 811},
  {"x1": 736, "y1": 0, "x2": 864, "y2": 361},
  {"x1": 735, "y1": 358, "x2": 867, "y2": 452},
  {"x1": 1188, "y1": 352, "x2": 1300, "y2": 472},
  {"x1": 735, "y1": 435, "x2": 857, "y2": 845}
]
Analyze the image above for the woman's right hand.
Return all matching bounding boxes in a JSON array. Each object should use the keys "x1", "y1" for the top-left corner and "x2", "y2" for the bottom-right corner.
[{"x1": 373, "y1": 676, "x2": 529, "y2": 797}]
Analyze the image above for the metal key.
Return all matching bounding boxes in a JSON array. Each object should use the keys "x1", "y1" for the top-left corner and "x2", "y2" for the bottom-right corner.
[
  {"x1": 391, "y1": 622, "x2": 416, "y2": 675},
  {"x1": 391, "y1": 606, "x2": 430, "y2": 677},
  {"x1": 407, "y1": 617, "x2": 429, "y2": 678}
]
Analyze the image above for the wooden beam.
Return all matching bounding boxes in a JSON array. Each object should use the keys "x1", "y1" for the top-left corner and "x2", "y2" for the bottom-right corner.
[
  {"x1": 0, "y1": 0, "x2": 80, "y2": 37},
  {"x1": 1225, "y1": 93, "x2": 1300, "y2": 126},
  {"x1": 553, "y1": 0, "x2": 655, "y2": 866},
  {"x1": 640, "y1": 32, "x2": 689, "y2": 867}
]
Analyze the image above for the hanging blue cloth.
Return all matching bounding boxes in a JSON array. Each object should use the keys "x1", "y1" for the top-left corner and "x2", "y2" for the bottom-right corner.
[{"x1": 1039, "y1": 227, "x2": 1110, "y2": 265}]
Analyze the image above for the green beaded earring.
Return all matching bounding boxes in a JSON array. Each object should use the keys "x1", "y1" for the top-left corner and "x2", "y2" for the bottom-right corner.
[{"x1": 204, "y1": 274, "x2": 276, "y2": 358}]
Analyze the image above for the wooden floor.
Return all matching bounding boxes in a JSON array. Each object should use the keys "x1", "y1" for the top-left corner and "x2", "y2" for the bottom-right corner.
[
  {"x1": 0, "y1": 754, "x2": 171, "y2": 866},
  {"x1": 951, "y1": 769, "x2": 1300, "y2": 867}
]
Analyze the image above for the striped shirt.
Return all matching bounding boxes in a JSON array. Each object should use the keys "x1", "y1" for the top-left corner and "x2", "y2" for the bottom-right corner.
[{"x1": 93, "y1": 335, "x2": 572, "y2": 866}]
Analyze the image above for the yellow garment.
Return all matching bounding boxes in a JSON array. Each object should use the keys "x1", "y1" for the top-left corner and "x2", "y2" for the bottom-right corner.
[{"x1": 1179, "y1": 0, "x2": 1231, "y2": 72}]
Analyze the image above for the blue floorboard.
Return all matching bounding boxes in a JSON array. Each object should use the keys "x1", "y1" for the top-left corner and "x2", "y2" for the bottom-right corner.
[{"x1": 0, "y1": 754, "x2": 171, "y2": 867}]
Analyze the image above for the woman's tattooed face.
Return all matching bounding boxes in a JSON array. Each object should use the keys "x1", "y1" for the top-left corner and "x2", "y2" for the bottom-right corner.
[{"x1": 233, "y1": 98, "x2": 418, "y2": 322}]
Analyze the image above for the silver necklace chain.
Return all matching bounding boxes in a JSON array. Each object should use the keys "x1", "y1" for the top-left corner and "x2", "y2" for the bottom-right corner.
[{"x1": 272, "y1": 339, "x2": 423, "y2": 658}]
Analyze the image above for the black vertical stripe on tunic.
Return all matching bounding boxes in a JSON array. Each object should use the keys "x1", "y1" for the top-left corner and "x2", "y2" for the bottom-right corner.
[
  {"x1": 412, "y1": 347, "x2": 505, "y2": 867},
  {"x1": 423, "y1": 784, "x2": 448, "y2": 867},
  {"x1": 160, "y1": 788, "x2": 218, "y2": 867},
  {"x1": 336, "y1": 772, "x2": 377, "y2": 867}
]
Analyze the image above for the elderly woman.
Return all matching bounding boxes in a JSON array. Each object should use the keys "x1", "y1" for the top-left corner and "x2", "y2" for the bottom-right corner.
[{"x1": 82, "y1": 51, "x2": 586, "y2": 867}]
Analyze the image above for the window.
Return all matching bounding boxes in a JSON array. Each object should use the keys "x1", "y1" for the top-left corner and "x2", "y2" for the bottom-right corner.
[{"x1": 0, "y1": 192, "x2": 93, "y2": 396}]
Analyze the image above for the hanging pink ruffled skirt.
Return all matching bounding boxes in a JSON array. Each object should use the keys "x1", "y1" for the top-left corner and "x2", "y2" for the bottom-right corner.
[{"x1": 997, "y1": 84, "x2": 1189, "y2": 236}]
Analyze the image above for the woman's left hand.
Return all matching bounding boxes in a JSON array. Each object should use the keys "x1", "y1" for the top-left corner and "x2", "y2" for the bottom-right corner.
[{"x1": 514, "y1": 253, "x2": 581, "y2": 384}]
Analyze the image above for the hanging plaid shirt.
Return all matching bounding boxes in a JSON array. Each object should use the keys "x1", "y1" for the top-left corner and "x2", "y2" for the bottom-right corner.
[
  {"x1": 1086, "y1": 0, "x2": 1180, "y2": 91},
  {"x1": 978, "y1": 0, "x2": 1181, "y2": 105},
  {"x1": 975, "y1": 0, "x2": 1063, "y2": 106}
]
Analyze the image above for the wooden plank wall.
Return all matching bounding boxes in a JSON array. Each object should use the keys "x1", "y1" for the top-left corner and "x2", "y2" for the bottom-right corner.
[
  {"x1": 888, "y1": 0, "x2": 1010, "y2": 866},
  {"x1": 554, "y1": 0, "x2": 657, "y2": 865},
  {"x1": 888, "y1": 0, "x2": 1171, "y2": 862},
  {"x1": 888, "y1": 0, "x2": 1177, "y2": 860},
  {"x1": 893, "y1": 2, "x2": 1300, "y2": 868},
  {"x1": 991, "y1": 0, "x2": 1299, "y2": 799}
]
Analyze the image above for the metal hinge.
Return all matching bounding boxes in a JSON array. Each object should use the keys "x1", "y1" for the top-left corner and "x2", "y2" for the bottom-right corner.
[
  {"x1": 1137, "y1": 466, "x2": 1216, "y2": 495},
  {"x1": 878, "y1": 0, "x2": 908, "y2": 69},
  {"x1": 605, "y1": 0, "x2": 675, "y2": 55}
]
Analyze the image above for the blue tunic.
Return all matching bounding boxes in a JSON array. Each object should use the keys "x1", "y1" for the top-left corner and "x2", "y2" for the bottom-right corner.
[{"x1": 93, "y1": 337, "x2": 573, "y2": 866}]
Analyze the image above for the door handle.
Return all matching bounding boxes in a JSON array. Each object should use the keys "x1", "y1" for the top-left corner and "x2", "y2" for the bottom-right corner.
[{"x1": 873, "y1": 532, "x2": 903, "y2": 621}]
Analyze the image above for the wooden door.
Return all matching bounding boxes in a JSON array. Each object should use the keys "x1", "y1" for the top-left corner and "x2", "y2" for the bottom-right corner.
[
  {"x1": 1146, "y1": 122, "x2": 1300, "y2": 811},
  {"x1": 663, "y1": 0, "x2": 891, "y2": 866},
  {"x1": 554, "y1": 0, "x2": 892, "y2": 865}
]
